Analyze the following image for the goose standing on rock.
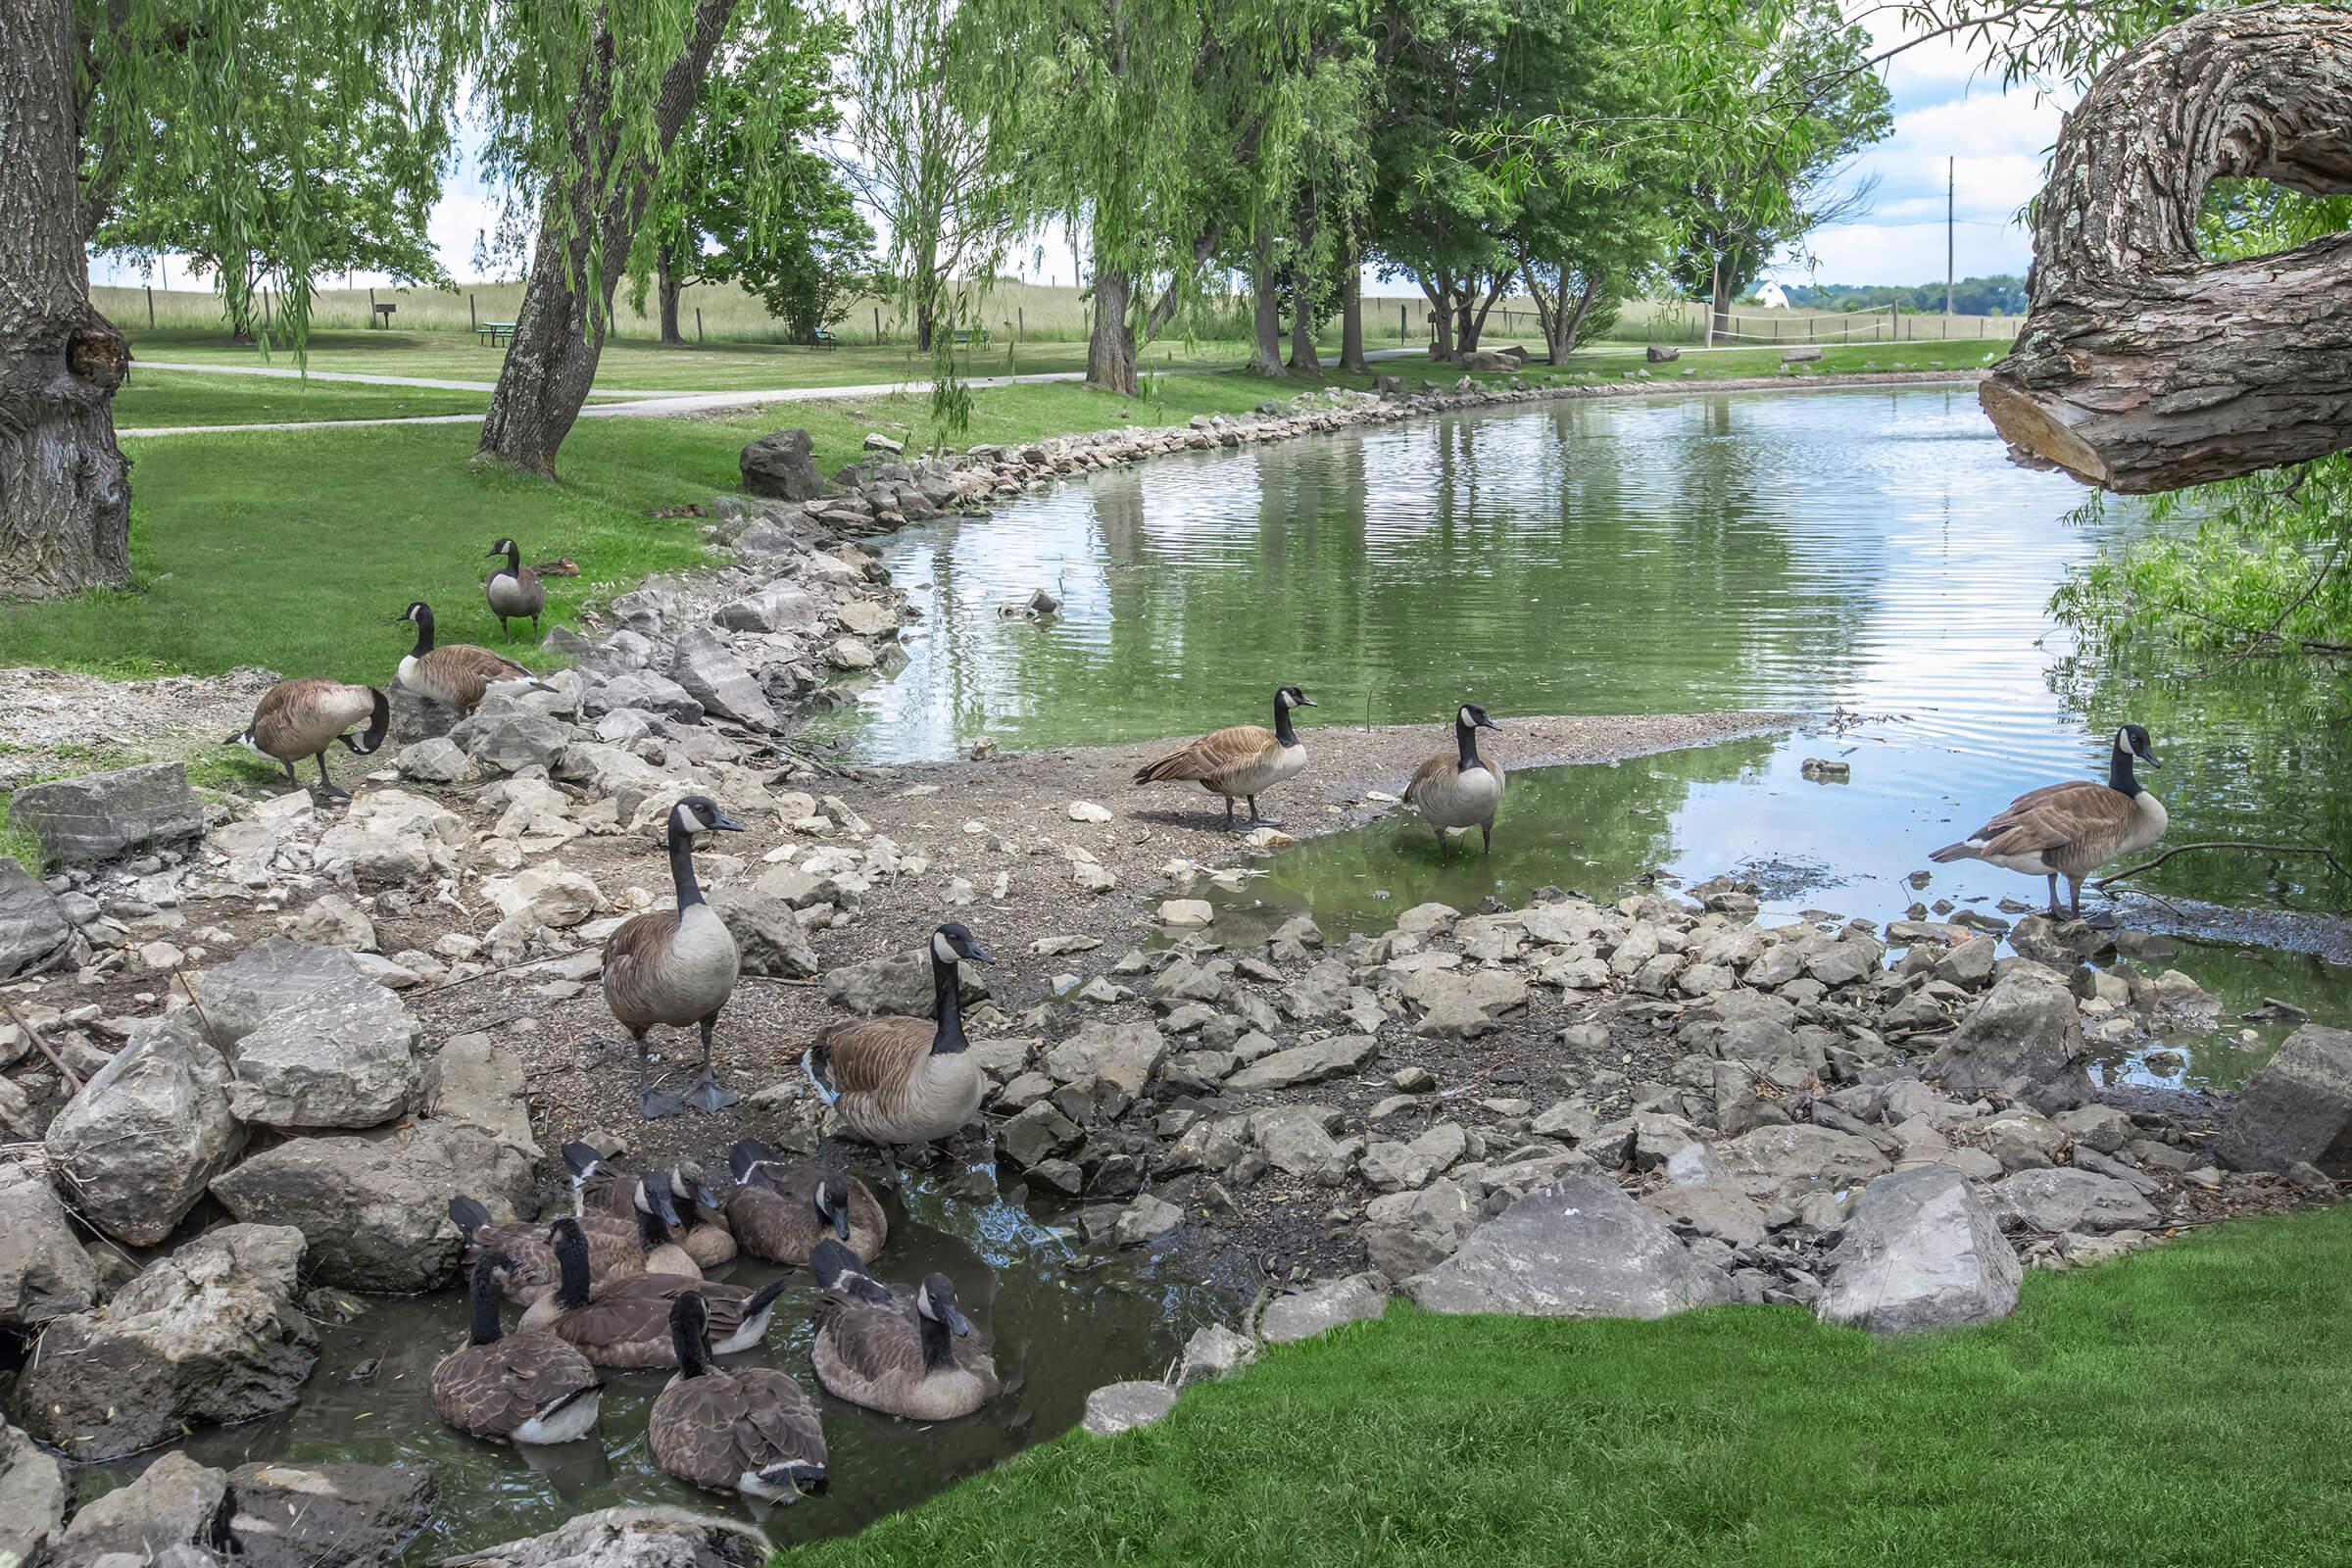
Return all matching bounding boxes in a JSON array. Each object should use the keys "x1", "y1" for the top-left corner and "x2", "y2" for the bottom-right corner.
[
  {"x1": 804, "y1": 923, "x2": 994, "y2": 1152},
  {"x1": 1930, "y1": 723, "x2": 2169, "y2": 922},
  {"x1": 1133, "y1": 684, "x2": 1314, "y2": 830},
  {"x1": 1403, "y1": 703, "x2": 1506, "y2": 855},
  {"x1": 431, "y1": 1250, "x2": 604, "y2": 1445},
  {"x1": 725, "y1": 1141, "x2": 888, "y2": 1264},
  {"x1": 808, "y1": 1241, "x2": 999, "y2": 1421},
  {"x1": 648, "y1": 1292, "x2": 828, "y2": 1503},
  {"x1": 228, "y1": 678, "x2": 390, "y2": 799},
  {"x1": 390, "y1": 601, "x2": 539, "y2": 713},
  {"x1": 484, "y1": 537, "x2": 547, "y2": 642},
  {"x1": 603, "y1": 796, "x2": 745, "y2": 1118}
]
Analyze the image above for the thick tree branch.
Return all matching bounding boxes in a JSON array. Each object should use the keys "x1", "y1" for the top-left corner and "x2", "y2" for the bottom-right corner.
[
  {"x1": 1982, "y1": 4, "x2": 2352, "y2": 492},
  {"x1": 2095, "y1": 840, "x2": 2351, "y2": 889}
]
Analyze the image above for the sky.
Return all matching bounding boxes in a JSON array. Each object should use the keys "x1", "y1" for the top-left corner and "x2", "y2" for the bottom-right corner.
[{"x1": 90, "y1": 7, "x2": 2071, "y2": 298}]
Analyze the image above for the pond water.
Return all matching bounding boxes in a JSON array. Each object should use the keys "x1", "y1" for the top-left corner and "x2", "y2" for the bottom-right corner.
[
  {"x1": 830, "y1": 385, "x2": 2352, "y2": 1087},
  {"x1": 83, "y1": 1178, "x2": 1200, "y2": 1558}
]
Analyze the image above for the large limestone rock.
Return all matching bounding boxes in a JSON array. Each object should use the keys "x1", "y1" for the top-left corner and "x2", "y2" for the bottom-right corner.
[
  {"x1": 191, "y1": 938, "x2": 374, "y2": 1047},
  {"x1": 0, "y1": 859, "x2": 72, "y2": 979},
  {"x1": 7, "y1": 762, "x2": 203, "y2": 864},
  {"x1": 224, "y1": 973, "x2": 422, "y2": 1130},
  {"x1": 0, "y1": 1170, "x2": 99, "y2": 1330},
  {"x1": 315, "y1": 790, "x2": 469, "y2": 886},
  {"x1": 1223, "y1": 1033, "x2": 1378, "y2": 1093},
  {"x1": 211, "y1": 1120, "x2": 533, "y2": 1292},
  {"x1": 822, "y1": 949, "x2": 988, "y2": 1017},
  {"x1": 2217, "y1": 1024, "x2": 2352, "y2": 1173},
  {"x1": 0, "y1": 1420, "x2": 69, "y2": 1568},
  {"x1": 1081, "y1": 1380, "x2": 1178, "y2": 1437},
  {"x1": 1405, "y1": 1175, "x2": 1736, "y2": 1319},
  {"x1": 670, "y1": 630, "x2": 777, "y2": 729},
  {"x1": 740, "y1": 429, "x2": 825, "y2": 502},
  {"x1": 1363, "y1": 1180, "x2": 1481, "y2": 1278},
  {"x1": 428, "y1": 1031, "x2": 540, "y2": 1157},
  {"x1": 1246, "y1": 1105, "x2": 1352, "y2": 1185},
  {"x1": 1042, "y1": 1021, "x2": 1168, "y2": 1102},
  {"x1": 450, "y1": 704, "x2": 572, "y2": 774},
  {"x1": 46, "y1": 1451, "x2": 229, "y2": 1568},
  {"x1": 1925, "y1": 966, "x2": 2094, "y2": 1111},
  {"x1": 705, "y1": 888, "x2": 817, "y2": 978},
  {"x1": 15, "y1": 1225, "x2": 318, "y2": 1461},
  {"x1": 1259, "y1": 1274, "x2": 1389, "y2": 1344},
  {"x1": 44, "y1": 1012, "x2": 245, "y2": 1246},
  {"x1": 437, "y1": 1506, "x2": 770, "y2": 1568},
  {"x1": 225, "y1": 1461, "x2": 438, "y2": 1568},
  {"x1": 1993, "y1": 1168, "x2": 2158, "y2": 1235},
  {"x1": 1708, "y1": 1123, "x2": 1891, "y2": 1201},
  {"x1": 1816, "y1": 1165, "x2": 2022, "y2": 1334}
]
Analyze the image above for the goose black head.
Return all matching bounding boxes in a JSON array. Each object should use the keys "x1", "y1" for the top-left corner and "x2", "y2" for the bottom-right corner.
[
  {"x1": 2115, "y1": 723, "x2": 2160, "y2": 768},
  {"x1": 812, "y1": 1170, "x2": 853, "y2": 1242},
  {"x1": 1458, "y1": 703, "x2": 1500, "y2": 732},
  {"x1": 487, "y1": 537, "x2": 518, "y2": 559},
  {"x1": 932, "y1": 922, "x2": 996, "y2": 966},
  {"x1": 389, "y1": 600, "x2": 433, "y2": 627},
  {"x1": 667, "y1": 795, "x2": 745, "y2": 844},
  {"x1": 809, "y1": 1239, "x2": 893, "y2": 1302},
  {"x1": 636, "y1": 1174, "x2": 683, "y2": 1231},
  {"x1": 1277, "y1": 684, "x2": 1315, "y2": 710},
  {"x1": 915, "y1": 1273, "x2": 973, "y2": 1337}
]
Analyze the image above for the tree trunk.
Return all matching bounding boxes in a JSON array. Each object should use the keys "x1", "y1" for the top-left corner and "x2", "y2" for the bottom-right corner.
[
  {"x1": 1708, "y1": 255, "x2": 1732, "y2": 348},
  {"x1": 1454, "y1": 291, "x2": 1479, "y2": 354},
  {"x1": 1466, "y1": 273, "x2": 1506, "y2": 349},
  {"x1": 1287, "y1": 272, "x2": 1322, "y2": 374},
  {"x1": 0, "y1": 0, "x2": 130, "y2": 601},
  {"x1": 657, "y1": 244, "x2": 686, "y2": 347},
  {"x1": 1339, "y1": 266, "x2": 1367, "y2": 375},
  {"x1": 1087, "y1": 262, "x2": 1137, "y2": 395},
  {"x1": 1981, "y1": 3, "x2": 2352, "y2": 492},
  {"x1": 1421, "y1": 278, "x2": 1453, "y2": 360},
  {"x1": 476, "y1": 0, "x2": 735, "y2": 478},
  {"x1": 1250, "y1": 243, "x2": 1285, "y2": 378}
]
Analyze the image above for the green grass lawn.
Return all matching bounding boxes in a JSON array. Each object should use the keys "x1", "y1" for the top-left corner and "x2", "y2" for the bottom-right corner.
[
  {"x1": 114, "y1": 368, "x2": 495, "y2": 428},
  {"x1": 795, "y1": 1204, "x2": 2352, "y2": 1568}
]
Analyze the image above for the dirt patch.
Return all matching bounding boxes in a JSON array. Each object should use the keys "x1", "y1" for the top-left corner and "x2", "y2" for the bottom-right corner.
[{"x1": 0, "y1": 666, "x2": 282, "y2": 790}]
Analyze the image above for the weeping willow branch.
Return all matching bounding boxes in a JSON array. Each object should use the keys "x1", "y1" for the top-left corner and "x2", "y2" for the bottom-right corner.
[{"x1": 2094, "y1": 841, "x2": 2352, "y2": 890}]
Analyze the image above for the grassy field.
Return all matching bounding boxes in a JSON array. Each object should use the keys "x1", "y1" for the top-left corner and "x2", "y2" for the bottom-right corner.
[
  {"x1": 114, "y1": 368, "x2": 494, "y2": 428},
  {"x1": 795, "y1": 1205, "x2": 2352, "y2": 1568}
]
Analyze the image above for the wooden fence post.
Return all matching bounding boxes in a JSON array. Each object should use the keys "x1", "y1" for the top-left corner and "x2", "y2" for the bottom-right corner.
[
  {"x1": 469, "y1": 293, "x2": 477, "y2": 330},
  {"x1": 873, "y1": 305, "x2": 882, "y2": 344},
  {"x1": 146, "y1": 285, "x2": 154, "y2": 329}
]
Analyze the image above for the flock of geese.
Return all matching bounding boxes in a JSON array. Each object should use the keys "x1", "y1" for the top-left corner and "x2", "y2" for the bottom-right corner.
[{"x1": 433, "y1": 1139, "x2": 994, "y2": 1502}]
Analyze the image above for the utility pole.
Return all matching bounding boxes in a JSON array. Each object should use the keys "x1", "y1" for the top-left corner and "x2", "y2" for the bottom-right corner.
[{"x1": 1946, "y1": 156, "x2": 1956, "y2": 318}]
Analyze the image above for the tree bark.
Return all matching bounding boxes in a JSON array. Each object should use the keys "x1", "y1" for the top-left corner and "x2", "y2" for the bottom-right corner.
[
  {"x1": 1287, "y1": 270, "x2": 1322, "y2": 374},
  {"x1": 1086, "y1": 262, "x2": 1137, "y2": 395},
  {"x1": 0, "y1": 0, "x2": 130, "y2": 601},
  {"x1": 1339, "y1": 265, "x2": 1367, "y2": 375},
  {"x1": 1250, "y1": 242, "x2": 1285, "y2": 378},
  {"x1": 657, "y1": 244, "x2": 686, "y2": 347},
  {"x1": 1981, "y1": 4, "x2": 2352, "y2": 493},
  {"x1": 1420, "y1": 277, "x2": 1453, "y2": 360},
  {"x1": 476, "y1": 0, "x2": 735, "y2": 478}
]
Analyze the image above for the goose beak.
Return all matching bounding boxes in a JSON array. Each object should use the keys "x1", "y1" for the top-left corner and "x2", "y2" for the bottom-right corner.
[
  {"x1": 385, "y1": 615, "x2": 409, "y2": 625},
  {"x1": 485, "y1": 548, "x2": 503, "y2": 558},
  {"x1": 833, "y1": 1206, "x2": 851, "y2": 1243},
  {"x1": 710, "y1": 809, "x2": 746, "y2": 832},
  {"x1": 963, "y1": 943, "x2": 998, "y2": 966},
  {"x1": 944, "y1": 1304, "x2": 973, "y2": 1337},
  {"x1": 220, "y1": 732, "x2": 242, "y2": 747},
  {"x1": 1476, "y1": 714, "x2": 1502, "y2": 731},
  {"x1": 1296, "y1": 697, "x2": 1317, "y2": 708},
  {"x1": 648, "y1": 1184, "x2": 681, "y2": 1228}
]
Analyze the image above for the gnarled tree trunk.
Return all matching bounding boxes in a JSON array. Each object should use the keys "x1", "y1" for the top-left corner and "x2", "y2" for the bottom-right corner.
[
  {"x1": 1, "y1": 0, "x2": 130, "y2": 601},
  {"x1": 476, "y1": 0, "x2": 734, "y2": 478},
  {"x1": 1982, "y1": 3, "x2": 2352, "y2": 493},
  {"x1": 1087, "y1": 262, "x2": 1138, "y2": 395},
  {"x1": 1287, "y1": 277, "x2": 1322, "y2": 374},
  {"x1": 1249, "y1": 242, "x2": 1285, "y2": 378},
  {"x1": 657, "y1": 244, "x2": 686, "y2": 347}
]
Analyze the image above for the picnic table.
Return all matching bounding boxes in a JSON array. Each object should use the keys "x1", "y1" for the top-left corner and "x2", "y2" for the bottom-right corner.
[{"x1": 477, "y1": 321, "x2": 516, "y2": 346}]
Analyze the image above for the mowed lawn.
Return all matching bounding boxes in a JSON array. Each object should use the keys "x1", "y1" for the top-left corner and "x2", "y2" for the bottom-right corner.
[
  {"x1": 113, "y1": 368, "x2": 496, "y2": 428},
  {"x1": 795, "y1": 1204, "x2": 2352, "y2": 1568}
]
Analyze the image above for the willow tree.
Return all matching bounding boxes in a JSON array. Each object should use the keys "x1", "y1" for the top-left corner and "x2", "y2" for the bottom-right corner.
[
  {"x1": 966, "y1": 0, "x2": 1316, "y2": 394},
  {"x1": 2, "y1": 0, "x2": 465, "y2": 601}
]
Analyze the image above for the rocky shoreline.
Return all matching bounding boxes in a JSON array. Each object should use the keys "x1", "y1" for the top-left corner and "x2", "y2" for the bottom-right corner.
[{"x1": 7, "y1": 360, "x2": 2349, "y2": 1566}]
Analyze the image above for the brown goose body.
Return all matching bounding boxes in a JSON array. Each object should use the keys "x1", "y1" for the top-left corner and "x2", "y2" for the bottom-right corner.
[
  {"x1": 484, "y1": 538, "x2": 547, "y2": 641},
  {"x1": 650, "y1": 1294, "x2": 827, "y2": 1502},
  {"x1": 1402, "y1": 705, "x2": 1506, "y2": 854},
  {"x1": 808, "y1": 1249, "x2": 998, "y2": 1422},
  {"x1": 1134, "y1": 685, "x2": 1313, "y2": 830},
  {"x1": 806, "y1": 925, "x2": 995, "y2": 1148},
  {"x1": 392, "y1": 601, "x2": 535, "y2": 713},
  {"x1": 432, "y1": 1253, "x2": 604, "y2": 1445},
  {"x1": 234, "y1": 678, "x2": 390, "y2": 797},
  {"x1": 1930, "y1": 725, "x2": 2169, "y2": 917},
  {"x1": 564, "y1": 1147, "x2": 738, "y2": 1268},
  {"x1": 448, "y1": 1198, "x2": 686, "y2": 1305},
  {"x1": 724, "y1": 1145, "x2": 887, "y2": 1264}
]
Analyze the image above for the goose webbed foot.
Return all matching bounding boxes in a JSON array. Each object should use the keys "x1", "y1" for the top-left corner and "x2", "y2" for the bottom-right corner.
[
  {"x1": 1246, "y1": 796, "x2": 1282, "y2": 828},
  {"x1": 681, "y1": 1071, "x2": 739, "y2": 1114},
  {"x1": 312, "y1": 755, "x2": 351, "y2": 802},
  {"x1": 638, "y1": 1087, "x2": 691, "y2": 1119}
]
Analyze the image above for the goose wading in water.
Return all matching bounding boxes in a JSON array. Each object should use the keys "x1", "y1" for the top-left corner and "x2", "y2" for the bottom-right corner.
[
  {"x1": 1930, "y1": 723, "x2": 2169, "y2": 923},
  {"x1": 807, "y1": 1240, "x2": 999, "y2": 1422},
  {"x1": 518, "y1": 1217, "x2": 788, "y2": 1367},
  {"x1": 563, "y1": 1143, "x2": 737, "y2": 1269},
  {"x1": 602, "y1": 796, "x2": 745, "y2": 1118},
  {"x1": 430, "y1": 1250, "x2": 604, "y2": 1445},
  {"x1": 1403, "y1": 703, "x2": 1506, "y2": 855},
  {"x1": 1132, "y1": 684, "x2": 1314, "y2": 830},
  {"x1": 804, "y1": 923, "x2": 994, "y2": 1155},
  {"x1": 648, "y1": 1291, "x2": 828, "y2": 1503},
  {"x1": 389, "y1": 601, "x2": 542, "y2": 713},
  {"x1": 228, "y1": 677, "x2": 390, "y2": 800},
  {"x1": 483, "y1": 536, "x2": 548, "y2": 642}
]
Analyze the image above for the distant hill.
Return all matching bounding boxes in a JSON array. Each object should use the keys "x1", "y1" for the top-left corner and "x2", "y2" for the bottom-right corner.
[{"x1": 1771, "y1": 275, "x2": 2028, "y2": 317}]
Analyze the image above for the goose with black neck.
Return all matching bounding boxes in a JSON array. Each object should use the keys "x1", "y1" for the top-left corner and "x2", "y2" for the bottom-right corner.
[
  {"x1": 803, "y1": 922, "x2": 997, "y2": 1152},
  {"x1": 602, "y1": 796, "x2": 746, "y2": 1117},
  {"x1": 1931, "y1": 722, "x2": 2170, "y2": 923}
]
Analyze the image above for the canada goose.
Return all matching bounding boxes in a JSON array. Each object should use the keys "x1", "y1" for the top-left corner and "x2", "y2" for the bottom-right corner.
[
  {"x1": 484, "y1": 537, "x2": 548, "y2": 643},
  {"x1": 1133, "y1": 685, "x2": 1315, "y2": 830},
  {"x1": 1930, "y1": 723, "x2": 2169, "y2": 921},
  {"x1": 804, "y1": 923, "x2": 995, "y2": 1151},
  {"x1": 725, "y1": 1141, "x2": 888, "y2": 1264},
  {"x1": 1403, "y1": 703, "x2": 1506, "y2": 855},
  {"x1": 431, "y1": 1250, "x2": 604, "y2": 1445},
  {"x1": 808, "y1": 1241, "x2": 999, "y2": 1421},
  {"x1": 518, "y1": 1218, "x2": 788, "y2": 1367},
  {"x1": 563, "y1": 1143, "x2": 737, "y2": 1268},
  {"x1": 604, "y1": 796, "x2": 746, "y2": 1118},
  {"x1": 649, "y1": 1292, "x2": 828, "y2": 1503},
  {"x1": 389, "y1": 601, "x2": 540, "y2": 713},
  {"x1": 449, "y1": 1182, "x2": 697, "y2": 1299},
  {"x1": 226, "y1": 678, "x2": 390, "y2": 800}
]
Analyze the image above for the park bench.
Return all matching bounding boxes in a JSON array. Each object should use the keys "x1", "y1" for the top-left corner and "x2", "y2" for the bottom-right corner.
[
  {"x1": 477, "y1": 320, "x2": 516, "y2": 346},
  {"x1": 951, "y1": 326, "x2": 992, "y2": 348},
  {"x1": 809, "y1": 326, "x2": 837, "y2": 350}
]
